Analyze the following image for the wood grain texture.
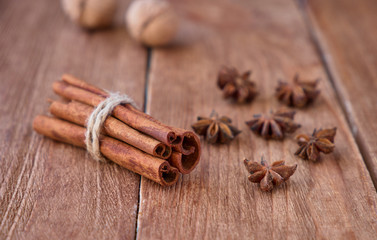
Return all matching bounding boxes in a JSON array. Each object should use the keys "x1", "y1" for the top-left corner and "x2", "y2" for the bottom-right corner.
[
  {"x1": 137, "y1": 0, "x2": 377, "y2": 239},
  {"x1": 0, "y1": 0, "x2": 146, "y2": 239},
  {"x1": 304, "y1": 0, "x2": 377, "y2": 187}
]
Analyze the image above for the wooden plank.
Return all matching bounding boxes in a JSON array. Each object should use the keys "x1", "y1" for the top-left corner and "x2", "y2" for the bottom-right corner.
[
  {"x1": 304, "y1": 0, "x2": 377, "y2": 186},
  {"x1": 0, "y1": 0, "x2": 146, "y2": 239},
  {"x1": 137, "y1": 0, "x2": 377, "y2": 239}
]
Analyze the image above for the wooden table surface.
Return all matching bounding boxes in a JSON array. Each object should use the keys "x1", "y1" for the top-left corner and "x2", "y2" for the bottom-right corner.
[{"x1": 1, "y1": 0, "x2": 377, "y2": 239}]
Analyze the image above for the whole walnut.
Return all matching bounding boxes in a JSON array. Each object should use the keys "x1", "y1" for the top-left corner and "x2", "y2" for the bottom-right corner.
[
  {"x1": 61, "y1": 0, "x2": 116, "y2": 29},
  {"x1": 125, "y1": 0, "x2": 179, "y2": 47}
]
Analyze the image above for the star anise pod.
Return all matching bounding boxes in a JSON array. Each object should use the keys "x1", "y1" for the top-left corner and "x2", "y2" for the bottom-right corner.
[
  {"x1": 276, "y1": 74, "x2": 320, "y2": 107},
  {"x1": 295, "y1": 127, "x2": 337, "y2": 161},
  {"x1": 245, "y1": 109, "x2": 301, "y2": 140},
  {"x1": 244, "y1": 156, "x2": 297, "y2": 192},
  {"x1": 217, "y1": 66, "x2": 258, "y2": 103},
  {"x1": 191, "y1": 111, "x2": 241, "y2": 144}
]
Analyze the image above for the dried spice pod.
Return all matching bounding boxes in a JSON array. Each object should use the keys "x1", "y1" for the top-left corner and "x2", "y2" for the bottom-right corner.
[
  {"x1": 245, "y1": 109, "x2": 301, "y2": 140},
  {"x1": 217, "y1": 66, "x2": 258, "y2": 103},
  {"x1": 295, "y1": 128, "x2": 337, "y2": 162},
  {"x1": 191, "y1": 111, "x2": 241, "y2": 144},
  {"x1": 276, "y1": 74, "x2": 320, "y2": 107},
  {"x1": 244, "y1": 156, "x2": 297, "y2": 192}
]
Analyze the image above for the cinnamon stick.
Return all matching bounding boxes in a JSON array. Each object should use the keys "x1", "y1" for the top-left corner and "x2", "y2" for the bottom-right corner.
[
  {"x1": 169, "y1": 152, "x2": 198, "y2": 175},
  {"x1": 33, "y1": 115, "x2": 180, "y2": 186},
  {"x1": 49, "y1": 100, "x2": 172, "y2": 159},
  {"x1": 54, "y1": 74, "x2": 201, "y2": 174},
  {"x1": 54, "y1": 78, "x2": 180, "y2": 146},
  {"x1": 169, "y1": 131, "x2": 201, "y2": 174}
]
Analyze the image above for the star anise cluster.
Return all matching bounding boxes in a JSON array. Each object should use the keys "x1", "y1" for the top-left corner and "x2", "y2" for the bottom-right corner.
[
  {"x1": 295, "y1": 128, "x2": 336, "y2": 161},
  {"x1": 244, "y1": 157, "x2": 297, "y2": 192},
  {"x1": 245, "y1": 109, "x2": 301, "y2": 140},
  {"x1": 217, "y1": 66, "x2": 258, "y2": 103},
  {"x1": 276, "y1": 74, "x2": 320, "y2": 108},
  {"x1": 191, "y1": 111, "x2": 241, "y2": 144}
]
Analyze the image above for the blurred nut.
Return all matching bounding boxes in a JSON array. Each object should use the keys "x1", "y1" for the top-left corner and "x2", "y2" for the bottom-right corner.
[
  {"x1": 126, "y1": 0, "x2": 179, "y2": 47},
  {"x1": 61, "y1": 0, "x2": 116, "y2": 29}
]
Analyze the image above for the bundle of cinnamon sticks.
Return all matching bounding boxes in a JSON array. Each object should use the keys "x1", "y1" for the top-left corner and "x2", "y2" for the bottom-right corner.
[{"x1": 33, "y1": 74, "x2": 201, "y2": 186}]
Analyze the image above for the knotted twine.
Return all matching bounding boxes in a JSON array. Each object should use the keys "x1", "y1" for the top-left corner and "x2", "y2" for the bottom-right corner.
[{"x1": 85, "y1": 92, "x2": 138, "y2": 162}]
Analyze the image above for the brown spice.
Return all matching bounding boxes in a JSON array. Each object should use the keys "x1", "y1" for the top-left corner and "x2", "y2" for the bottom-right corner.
[
  {"x1": 245, "y1": 108, "x2": 301, "y2": 140},
  {"x1": 217, "y1": 66, "x2": 258, "y2": 103},
  {"x1": 295, "y1": 128, "x2": 337, "y2": 162},
  {"x1": 54, "y1": 76, "x2": 177, "y2": 146},
  {"x1": 244, "y1": 156, "x2": 297, "y2": 192},
  {"x1": 276, "y1": 74, "x2": 320, "y2": 107},
  {"x1": 33, "y1": 115, "x2": 180, "y2": 186},
  {"x1": 191, "y1": 111, "x2": 241, "y2": 144},
  {"x1": 53, "y1": 74, "x2": 201, "y2": 174},
  {"x1": 49, "y1": 100, "x2": 172, "y2": 159}
]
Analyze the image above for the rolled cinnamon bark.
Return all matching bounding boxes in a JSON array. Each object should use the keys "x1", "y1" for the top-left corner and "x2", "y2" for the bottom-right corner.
[
  {"x1": 168, "y1": 152, "x2": 200, "y2": 175},
  {"x1": 62, "y1": 74, "x2": 109, "y2": 97},
  {"x1": 33, "y1": 115, "x2": 180, "y2": 186},
  {"x1": 55, "y1": 74, "x2": 201, "y2": 174},
  {"x1": 49, "y1": 101, "x2": 171, "y2": 159},
  {"x1": 169, "y1": 131, "x2": 201, "y2": 174},
  {"x1": 54, "y1": 77, "x2": 180, "y2": 146}
]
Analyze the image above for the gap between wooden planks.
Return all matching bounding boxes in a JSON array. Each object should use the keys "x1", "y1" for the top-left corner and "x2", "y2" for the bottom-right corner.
[
  {"x1": 303, "y1": 0, "x2": 377, "y2": 188},
  {"x1": 0, "y1": 0, "x2": 144, "y2": 239},
  {"x1": 137, "y1": 0, "x2": 377, "y2": 239}
]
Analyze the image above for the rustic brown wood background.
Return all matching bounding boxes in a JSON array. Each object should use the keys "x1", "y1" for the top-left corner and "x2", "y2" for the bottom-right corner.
[{"x1": 1, "y1": 0, "x2": 376, "y2": 239}]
